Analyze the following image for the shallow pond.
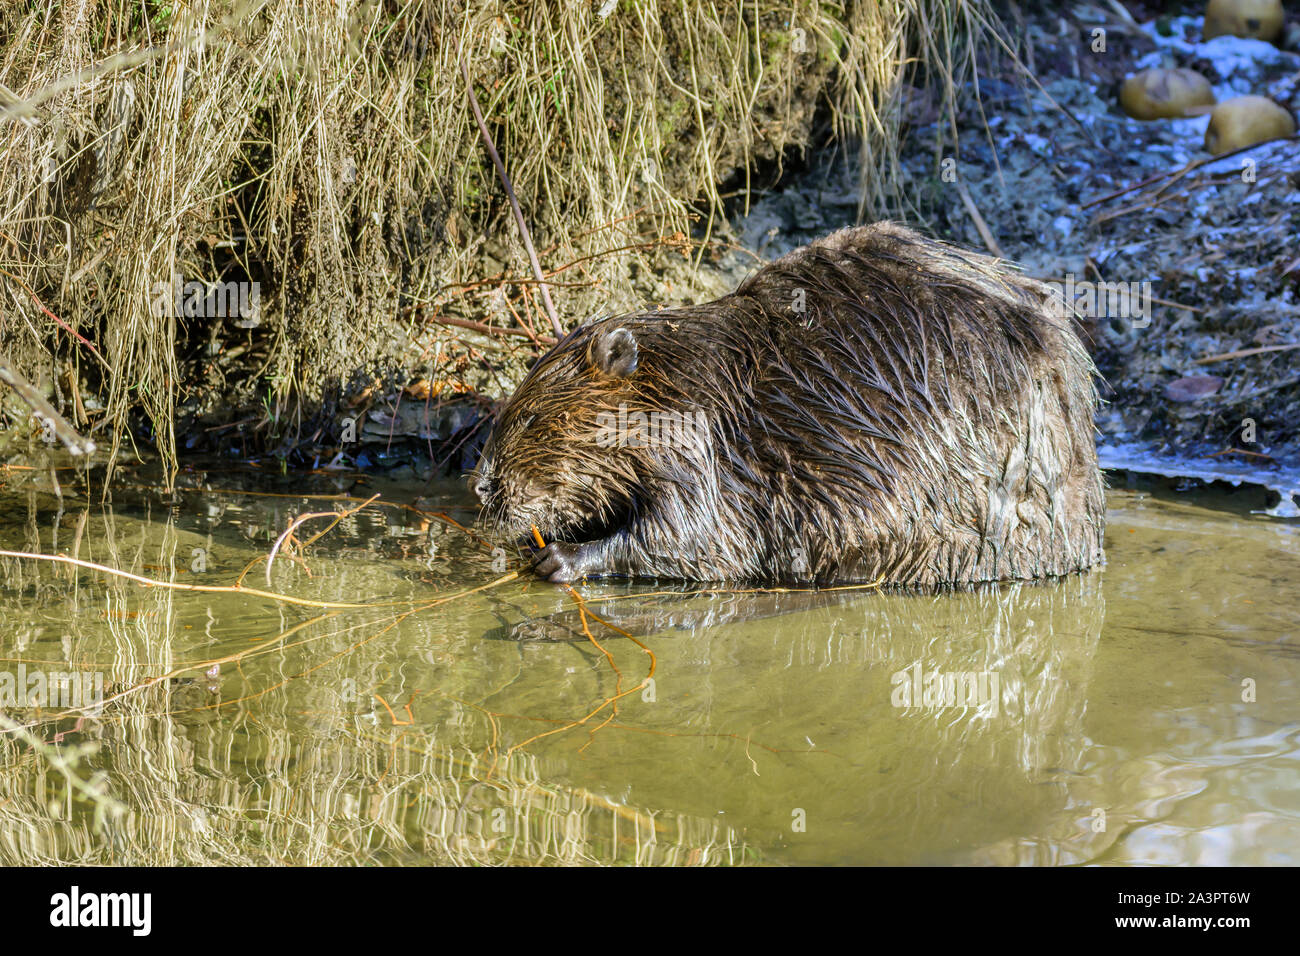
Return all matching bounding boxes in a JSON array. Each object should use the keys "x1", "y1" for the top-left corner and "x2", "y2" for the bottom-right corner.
[{"x1": 0, "y1": 466, "x2": 1296, "y2": 865}]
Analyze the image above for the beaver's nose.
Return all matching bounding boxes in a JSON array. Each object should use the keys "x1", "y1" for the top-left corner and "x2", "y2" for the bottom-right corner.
[{"x1": 473, "y1": 475, "x2": 494, "y2": 503}]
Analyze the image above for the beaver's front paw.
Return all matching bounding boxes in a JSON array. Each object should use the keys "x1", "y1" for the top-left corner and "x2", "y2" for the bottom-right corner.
[{"x1": 531, "y1": 541, "x2": 591, "y2": 582}]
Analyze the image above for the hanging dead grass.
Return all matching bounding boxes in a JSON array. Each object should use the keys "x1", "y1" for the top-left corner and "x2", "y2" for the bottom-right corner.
[{"x1": 0, "y1": 0, "x2": 1007, "y2": 482}]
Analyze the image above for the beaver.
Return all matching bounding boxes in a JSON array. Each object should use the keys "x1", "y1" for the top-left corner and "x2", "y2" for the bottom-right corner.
[{"x1": 474, "y1": 223, "x2": 1105, "y2": 587}]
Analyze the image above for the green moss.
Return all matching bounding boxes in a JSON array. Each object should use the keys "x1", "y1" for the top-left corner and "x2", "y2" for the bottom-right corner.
[
  {"x1": 657, "y1": 93, "x2": 691, "y2": 140},
  {"x1": 763, "y1": 28, "x2": 792, "y2": 56}
]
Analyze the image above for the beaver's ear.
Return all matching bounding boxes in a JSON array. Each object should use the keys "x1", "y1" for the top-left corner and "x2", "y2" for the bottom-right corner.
[{"x1": 589, "y1": 326, "x2": 638, "y2": 377}]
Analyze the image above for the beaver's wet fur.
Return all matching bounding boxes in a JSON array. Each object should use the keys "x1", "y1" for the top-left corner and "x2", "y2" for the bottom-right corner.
[{"x1": 475, "y1": 223, "x2": 1105, "y2": 587}]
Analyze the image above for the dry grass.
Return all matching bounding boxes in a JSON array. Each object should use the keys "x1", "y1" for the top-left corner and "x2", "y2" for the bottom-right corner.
[{"x1": 0, "y1": 0, "x2": 1006, "y2": 480}]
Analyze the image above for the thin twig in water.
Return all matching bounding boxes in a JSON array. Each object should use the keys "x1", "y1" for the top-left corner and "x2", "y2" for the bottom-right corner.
[
  {"x1": 266, "y1": 493, "x2": 380, "y2": 585},
  {"x1": 0, "y1": 550, "x2": 397, "y2": 610},
  {"x1": 1, "y1": 570, "x2": 525, "y2": 735},
  {"x1": 484, "y1": 527, "x2": 659, "y2": 773}
]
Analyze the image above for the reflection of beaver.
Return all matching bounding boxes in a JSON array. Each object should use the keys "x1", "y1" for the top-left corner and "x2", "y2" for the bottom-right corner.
[{"x1": 475, "y1": 223, "x2": 1105, "y2": 587}]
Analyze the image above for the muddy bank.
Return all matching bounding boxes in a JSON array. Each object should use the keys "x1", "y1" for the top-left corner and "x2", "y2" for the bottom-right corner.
[
  {"x1": 914, "y1": 8, "x2": 1300, "y2": 477},
  {"x1": 724, "y1": 3, "x2": 1300, "y2": 503}
]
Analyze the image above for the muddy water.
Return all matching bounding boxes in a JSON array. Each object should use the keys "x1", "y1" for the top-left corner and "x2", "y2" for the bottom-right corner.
[{"x1": 0, "y1": 470, "x2": 1296, "y2": 866}]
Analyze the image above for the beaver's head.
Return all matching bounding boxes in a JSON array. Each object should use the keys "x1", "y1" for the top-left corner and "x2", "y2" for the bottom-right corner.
[{"x1": 474, "y1": 318, "x2": 661, "y2": 544}]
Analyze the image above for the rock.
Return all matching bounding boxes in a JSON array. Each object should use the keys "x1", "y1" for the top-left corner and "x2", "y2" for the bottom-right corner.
[
  {"x1": 1164, "y1": 375, "x2": 1224, "y2": 402},
  {"x1": 1204, "y1": 95, "x2": 1296, "y2": 153},
  {"x1": 1119, "y1": 68, "x2": 1216, "y2": 120},
  {"x1": 1202, "y1": 0, "x2": 1284, "y2": 43}
]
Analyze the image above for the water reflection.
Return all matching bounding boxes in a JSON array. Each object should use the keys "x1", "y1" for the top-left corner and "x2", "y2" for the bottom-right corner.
[{"x1": 0, "y1": 468, "x2": 1295, "y2": 865}]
